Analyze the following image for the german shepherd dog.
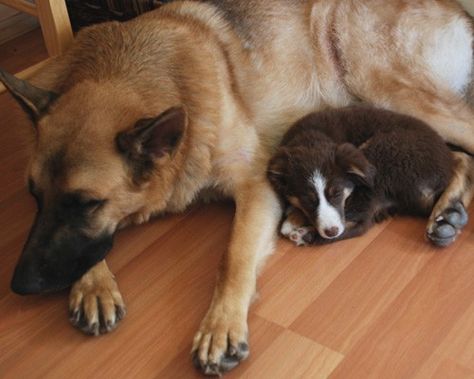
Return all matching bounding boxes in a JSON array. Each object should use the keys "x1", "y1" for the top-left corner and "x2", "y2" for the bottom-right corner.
[{"x1": 1, "y1": 0, "x2": 474, "y2": 376}]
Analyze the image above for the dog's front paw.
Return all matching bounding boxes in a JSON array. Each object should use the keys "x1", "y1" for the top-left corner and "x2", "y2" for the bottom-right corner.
[
  {"x1": 281, "y1": 219, "x2": 315, "y2": 246},
  {"x1": 427, "y1": 201, "x2": 468, "y2": 247},
  {"x1": 280, "y1": 207, "x2": 315, "y2": 246},
  {"x1": 68, "y1": 264, "x2": 126, "y2": 336},
  {"x1": 191, "y1": 305, "x2": 249, "y2": 376},
  {"x1": 289, "y1": 226, "x2": 316, "y2": 246}
]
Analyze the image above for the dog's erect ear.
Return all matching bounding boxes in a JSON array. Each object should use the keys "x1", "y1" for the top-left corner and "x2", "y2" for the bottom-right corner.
[
  {"x1": 336, "y1": 143, "x2": 376, "y2": 187},
  {"x1": 117, "y1": 106, "x2": 187, "y2": 160},
  {"x1": 267, "y1": 148, "x2": 291, "y2": 192},
  {"x1": 0, "y1": 68, "x2": 58, "y2": 123}
]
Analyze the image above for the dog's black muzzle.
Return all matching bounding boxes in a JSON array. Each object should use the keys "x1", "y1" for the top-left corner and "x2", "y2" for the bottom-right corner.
[{"x1": 10, "y1": 211, "x2": 114, "y2": 295}]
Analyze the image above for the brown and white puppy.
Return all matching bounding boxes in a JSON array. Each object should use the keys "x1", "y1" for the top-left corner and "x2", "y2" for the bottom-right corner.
[
  {"x1": 1, "y1": 0, "x2": 474, "y2": 376},
  {"x1": 268, "y1": 107, "x2": 468, "y2": 246}
]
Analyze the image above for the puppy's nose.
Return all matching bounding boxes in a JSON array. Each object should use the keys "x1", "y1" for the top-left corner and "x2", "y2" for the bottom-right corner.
[{"x1": 324, "y1": 227, "x2": 340, "y2": 238}]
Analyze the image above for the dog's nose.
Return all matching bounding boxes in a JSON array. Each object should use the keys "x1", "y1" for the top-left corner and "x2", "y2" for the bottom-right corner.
[
  {"x1": 323, "y1": 227, "x2": 340, "y2": 238},
  {"x1": 10, "y1": 265, "x2": 44, "y2": 295},
  {"x1": 11, "y1": 277, "x2": 44, "y2": 295}
]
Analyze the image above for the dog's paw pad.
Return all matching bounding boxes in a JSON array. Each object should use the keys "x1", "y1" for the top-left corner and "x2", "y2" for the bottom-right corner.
[
  {"x1": 441, "y1": 202, "x2": 468, "y2": 228},
  {"x1": 427, "y1": 201, "x2": 468, "y2": 247}
]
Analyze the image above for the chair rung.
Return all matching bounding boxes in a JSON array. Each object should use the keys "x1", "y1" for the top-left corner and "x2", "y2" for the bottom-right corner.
[{"x1": 0, "y1": 0, "x2": 38, "y2": 17}]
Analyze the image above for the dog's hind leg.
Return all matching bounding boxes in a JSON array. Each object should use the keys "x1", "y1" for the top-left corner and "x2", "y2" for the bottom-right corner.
[
  {"x1": 352, "y1": 74, "x2": 474, "y2": 245},
  {"x1": 427, "y1": 152, "x2": 474, "y2": 247},
  {"x1": 191, "y1": 179, "x2": 282, "y2": 376},
  {"x1": 69, "y1": 260, "x2": 126, "y2": 336}
]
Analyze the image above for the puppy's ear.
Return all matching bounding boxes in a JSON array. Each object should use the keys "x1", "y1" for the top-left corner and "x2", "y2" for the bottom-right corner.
[
  {"x1": 336, "y1": 143, "x2": 376, "y2": 187},
  {"x1": 267, "y1": 148, "x2": 290, "y2": 192},
  {"x1": 117, "y1": 106, "x2": 187, "y2": 161}
]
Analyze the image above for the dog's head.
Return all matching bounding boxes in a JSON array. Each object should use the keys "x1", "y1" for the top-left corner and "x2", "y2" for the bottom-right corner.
[
  {"x1": 268, "y1": 142, "x2": 375, "y2": 240},
  {"x1": 1, "y1": 70, "x2": 187, "y2": 294}
]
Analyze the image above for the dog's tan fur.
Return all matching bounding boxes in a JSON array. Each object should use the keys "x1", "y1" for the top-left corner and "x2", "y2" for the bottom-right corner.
[
  {"x1": 427, "y1": 151, "x2": 474, "y2": 236},
  {"x1": 3, "y1": 0, "x2": 474, "y2": 375}
]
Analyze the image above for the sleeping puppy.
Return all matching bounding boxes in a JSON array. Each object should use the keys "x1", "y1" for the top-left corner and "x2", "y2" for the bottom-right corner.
[{"x1": 267, "y1": 106, "x2": 468, "y2": 246}]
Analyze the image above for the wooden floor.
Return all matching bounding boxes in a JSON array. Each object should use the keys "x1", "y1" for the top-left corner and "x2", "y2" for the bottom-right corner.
[{"x1": 1, "y1": 30, "x2": 474, "y2": 379}]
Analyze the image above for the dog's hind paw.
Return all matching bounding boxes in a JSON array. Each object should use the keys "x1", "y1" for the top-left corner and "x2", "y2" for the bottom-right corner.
[
  {"x1": 427, "y1": 201, "x2": 468, "y2": 247},
  {"x1": 68, "y1": 261, "x2": 126, "y2": 336},
  {"x1": 191, "y1": 304, "x2": 249, "y2": 376}
]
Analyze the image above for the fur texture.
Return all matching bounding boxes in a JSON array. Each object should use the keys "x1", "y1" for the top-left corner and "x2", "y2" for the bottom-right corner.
[
  {"x1": 1, "y1": 0, "x2": 474, "y2": 376},
  {"x1": 268, "y1": 106, "x2": 459, "y2": 245}
]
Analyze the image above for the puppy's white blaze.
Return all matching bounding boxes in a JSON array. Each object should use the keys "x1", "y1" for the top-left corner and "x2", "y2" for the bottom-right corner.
[{"x1": 311, "y1": 171, "x2": 344, "y2": 239}]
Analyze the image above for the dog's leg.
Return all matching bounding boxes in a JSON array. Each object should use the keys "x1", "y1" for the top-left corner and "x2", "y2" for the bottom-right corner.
[
  {"x1": 356, "y1": 77, "x2": 474, "y2": 244},
  {"x1": 191, "y1": 180, "x2": 281, "y2": 376},
  {"x1": 69, "y1": 260, "x2": 125, "y2": 336},
  {"x1": 427, "y1": 152, "x2": 474, "y2": 247}
]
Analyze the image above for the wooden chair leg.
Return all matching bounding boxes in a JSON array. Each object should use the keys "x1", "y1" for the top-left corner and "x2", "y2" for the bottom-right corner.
[{"x1": 36, "y1": 0, "x2": 73, "y2": 56}]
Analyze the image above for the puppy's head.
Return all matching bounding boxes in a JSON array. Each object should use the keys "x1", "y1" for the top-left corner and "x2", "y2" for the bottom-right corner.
[
  {"x1": 1, "y1": 71, "x2": 187, "y2": 294},
  {"x1": 268, "y1": 142, "x2": 375, "y2": 240}
]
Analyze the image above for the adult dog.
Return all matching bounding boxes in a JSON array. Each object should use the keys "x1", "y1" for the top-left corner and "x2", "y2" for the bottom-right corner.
[{"x1": 1, "y1": 0, "x2": 474, "y2": 376}]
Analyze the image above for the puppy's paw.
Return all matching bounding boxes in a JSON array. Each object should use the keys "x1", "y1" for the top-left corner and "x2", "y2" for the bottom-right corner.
[
  {"x1": 69, "y1": 266, "x2": 125, "y2": 336},
  {"x1": 280, "y1": 209, "x2": 315, "y2": 247},
  {"x1": 427, "y1": 201, "x2": 468, "y2": 247},
  {"x1": 289, "y1": 227, "x2": 316, "y2": 246},
  {"x1": 281, "y1": 217, "x2": 315, "y2": 246},
  {"x1": 191, "y1": 305, "x2": 249, "y2": 376}
]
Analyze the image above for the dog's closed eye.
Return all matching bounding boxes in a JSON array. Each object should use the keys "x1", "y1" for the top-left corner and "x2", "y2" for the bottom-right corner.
[{"x1": 62, "y1": 194, "x2": 106, "y2": 213}]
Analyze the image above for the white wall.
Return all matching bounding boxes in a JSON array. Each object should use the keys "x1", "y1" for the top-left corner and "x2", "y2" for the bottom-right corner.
[{"x1": 458, "y1": 0, "x2": 474, "y2": 15}]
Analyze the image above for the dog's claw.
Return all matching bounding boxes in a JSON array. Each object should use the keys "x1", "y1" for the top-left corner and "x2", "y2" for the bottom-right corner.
[
  {"x1": 204, "y1": 363, "x2": 220, "y2": 376},
  {"x1": 115, "y1": 305, "x2": 126, "y2": 321},
  {"x1": 192, "y1": 342, "x2": 249, "y2": 377},
  {"x1": 427, "y1": 201, "x2": 468, "y2": 247},
  {"x1": 228, "y1": 346, "x2": 237, "y2": 357},
  {"x1": 69, "y1": 309, "x2": 81, "y2": 325},
  {"x1": 88, "y1": 322, "x2": 100, "y2": 336}
]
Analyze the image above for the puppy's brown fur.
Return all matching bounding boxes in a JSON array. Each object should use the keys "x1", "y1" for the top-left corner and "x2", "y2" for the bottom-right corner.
[
  {"x1": 2, "y1": 0, "x2": 474, "y2": 375},
  {"x1": 269, "y1": 107, "x2": 465, "y2": 246}
]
